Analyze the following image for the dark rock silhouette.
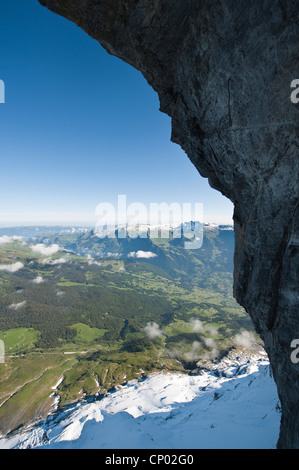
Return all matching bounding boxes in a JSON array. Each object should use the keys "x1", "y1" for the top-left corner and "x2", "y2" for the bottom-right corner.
[{"x1": 38, "y1": 0, "x2": 299, "y2": 448}]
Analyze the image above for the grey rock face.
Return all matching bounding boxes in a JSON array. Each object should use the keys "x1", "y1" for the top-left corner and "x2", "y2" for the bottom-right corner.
[{"x1": 38, "y1": 0, "x2": 299, "y2": 448}]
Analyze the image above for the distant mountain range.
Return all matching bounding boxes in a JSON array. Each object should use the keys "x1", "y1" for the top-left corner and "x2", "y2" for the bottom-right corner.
[
  {"x1": 30, "y1": 223, "x2": 235, "y2": 284},
  {"x1": 0, "y1": 223, "x2": 233, "y2": 240},
  {"x1": 0, "y1": 226, "x2": 91, "y2": 240}
]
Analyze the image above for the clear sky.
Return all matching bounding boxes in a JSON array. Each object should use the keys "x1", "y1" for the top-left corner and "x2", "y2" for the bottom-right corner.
[{"x1": 0, "y1": 0, "x2": 233, "y2": 227}]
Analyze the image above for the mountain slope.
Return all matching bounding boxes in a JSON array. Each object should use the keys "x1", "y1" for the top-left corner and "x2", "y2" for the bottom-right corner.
[
  {"x1": 0, "y1": 225, "x2": 259, "y2": 438},
  {"x1": 0, "y1": 348, "x2": 280, "y2": 449}
]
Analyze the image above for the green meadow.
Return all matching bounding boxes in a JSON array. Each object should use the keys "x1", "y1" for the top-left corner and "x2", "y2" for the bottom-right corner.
[{"x1": 0, "y1": 228, "x2": 260, "y2": 436}]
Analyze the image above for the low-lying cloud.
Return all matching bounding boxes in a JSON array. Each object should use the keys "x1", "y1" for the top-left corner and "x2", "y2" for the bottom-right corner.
[
  {"x1": 0, "y1": 235, "x2": 23, "y2": 245},
  {"x1": 190, "y1": 318, "x2": 204, "y2": 332},
  {"x1": 128, "y1": 251, "x2": 157, "y2": 259},
  {"x1": 31, "y1": 243, "x2": 60, "y2": 257},
  {"x1": 189, "y1": 319, "x2": 218, "y2": 337},
  {"x1": 144, "y1": 321, "x2": 163, "y2": 339},
  {"x1": 202, "y1": 337, "x2": 219, "y2": 359},
  {"x1": 183, "y1": 337, "x2": 219, "y2": 362},
  {"x1": 0, "y1": 262, "x2": 24, "y2": 273},
  {"x1": 49, "y1": 257, "x2": 67, "y2": 265},
  {"x1": 9, "y1": 301, "x2": 26, "y2": 311},
  {"x1": 183, "y1": 341, "x2": 202, "y2": 362},
  {"x1": 87, "y1": 256, "x2": 102, "y2": 267},
  {"x1": 32, "y1": 276, "x2": 45, "y2": 284},
  {"x1": 234, "y1": 329, "x2": 257, "y2": 349},
  {"x1": 40, "y1": 257, "x2": 67, "y2": 266}
]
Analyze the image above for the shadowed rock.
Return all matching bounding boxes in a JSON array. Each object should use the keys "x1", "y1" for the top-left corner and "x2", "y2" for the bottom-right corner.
[{"x1": 38, "y1": 0, "x2": 299, "y2": 448}]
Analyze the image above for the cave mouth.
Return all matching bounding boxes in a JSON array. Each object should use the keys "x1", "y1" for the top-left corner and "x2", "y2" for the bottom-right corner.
[{"x1": 11, "y1": 0, "x2": 299, "y2": 449}]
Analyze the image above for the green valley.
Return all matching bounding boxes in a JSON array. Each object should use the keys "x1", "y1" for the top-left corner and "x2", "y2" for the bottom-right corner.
[{"x1": 0, "y1": 225, "x2": 260, "y2": 436}]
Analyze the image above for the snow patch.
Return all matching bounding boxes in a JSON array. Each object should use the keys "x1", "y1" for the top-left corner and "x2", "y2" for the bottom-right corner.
[{"x1": 0, "y1": 351, "x2": 280, "y2": 450}]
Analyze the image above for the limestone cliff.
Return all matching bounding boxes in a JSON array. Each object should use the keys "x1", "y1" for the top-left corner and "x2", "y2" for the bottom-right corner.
[{"x1": 38, "y1": 0, "x2": 299, "y2": 448}]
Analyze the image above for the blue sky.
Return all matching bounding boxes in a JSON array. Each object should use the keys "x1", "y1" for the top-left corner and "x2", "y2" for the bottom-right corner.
[{"x1": 0, "y1": 0, "x2": 233, "y2": 227}]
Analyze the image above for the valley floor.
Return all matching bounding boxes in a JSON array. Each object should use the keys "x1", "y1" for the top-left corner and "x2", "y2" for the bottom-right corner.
[{"x1": 0, "y1": 348, "x2": 281, "y2": 449}]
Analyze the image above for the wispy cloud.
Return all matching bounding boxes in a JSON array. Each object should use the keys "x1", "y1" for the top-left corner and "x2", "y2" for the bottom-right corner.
[
  {"x1": 234, "y1": 329, "x2": 257, "y2": 349},
  {"x1": 40, "y1": 257, "x2": 67, "y2": 266},
  {"x1": 0, "y1": 262, "x2": 24, "y2": 273},
  {"x1": 183, "y1": 341, "x2": 202, "y2": 362},
  {"x1": 9, "y1": 301, "x2": 26, "y2": 311},
  {"x1": 202, "y1": 337, "x2": 219, "y2": 359},
  {"x1": 32, "y1": 276, "x2": 45, "y2": 284},
  {"x1": 31, "y1": 243, "x2": 60, "y2": 256},
  {"x1": 87, "y1": 256, "x2": 102, "y2": 266},
  {"x1": 183, "y1": 337, "x2": 219, "y2": 362},
  {"x1": 0, "y1": 235, "x2": 23, "y2": 245},
  {"x1": 89, "y1": 260, "x2": 102, "y2": 266},
  {"x1": 190, "y1": 318, "x2": 204, "y2": 332},
  {"x1": 144, "y1": 321, "x2": 163, "y2": 339},
  {"x1": 128, "y1": 251, "x2": 157, "y2": 259}
]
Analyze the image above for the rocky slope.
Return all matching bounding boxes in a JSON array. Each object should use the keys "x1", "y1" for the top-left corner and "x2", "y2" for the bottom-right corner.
[
  {"x1": 38, "y1": 0, "x2": 299, "y2": 448},
  {"x1": 0, "y1": 348, "x2": 280, "y2": 449}
]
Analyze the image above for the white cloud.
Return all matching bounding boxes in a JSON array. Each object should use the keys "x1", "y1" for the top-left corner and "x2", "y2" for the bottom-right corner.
[
  {"x1": 206, "y1": 325, "x2": 218, "y2": 336},
  {"x1": 31, "y1": 243, "x2": 60, "y2": 256},
  {"x1": 106, "y1": 252, "x2": 120, "y2": 258},
  {"x1": 203, "y1": 337, "x2": 217, "y2": 349},
  {"x1": 56, "y1": 291, "x2": 65, "y2": 297},
  {"x1": 183, "y1": 341, "x2": 202, "y2": 362},
  {"x1": 0, "y1": 262, "x2": 24, "y2": 273},
  {"x1": 128, "y1": 251, "x2": 157, "y2": 259},
  {"x1": 144, "y1": 321, "x2": 163, "y2": 339},
  {"x1": 89, "y1": 261, "x2": 102, "y2": 266},
  {"x1": 87, "y1": 256, "x2": 102, "y2": 267},
  {"x1": 234, "y1": 330, "x2": 257, "y2": 349},
  {"x1": 0, "y1": 235, "x2": 23, "y2": 245},
  {"x1": 41, "y1": 257, "x2": 67, "y2": 266},
  {"x1": 202, "y1": 337, "x2": 219, "y2": 359},
  {"x1": 183, "y1": 337, "x2": 219, "y2": 362},
  {"x1": 32, "y1": 276, "x2": 45, "y2": 284},
  {"x1": 49, "y1": 257, "x2": 67, "y2": 265},
  {"x1": 9, "y1": 301, "x2": 26, "y2": 311},
  {"x1": 190, "y1": 318, "x2": 204, "y2": 332}
]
